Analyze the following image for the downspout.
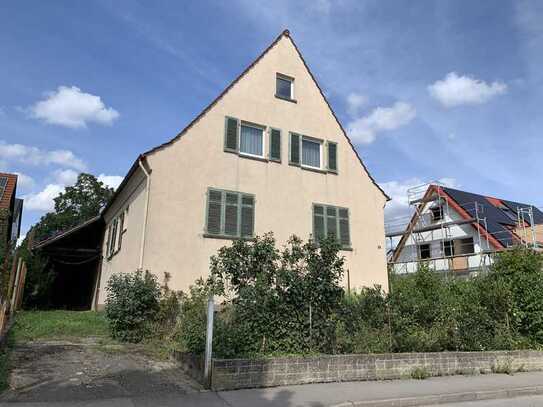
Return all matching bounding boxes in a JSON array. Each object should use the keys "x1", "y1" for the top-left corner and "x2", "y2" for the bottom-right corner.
[{"x1": 139, "y1": 158, "x2": 151, "y2": 270}]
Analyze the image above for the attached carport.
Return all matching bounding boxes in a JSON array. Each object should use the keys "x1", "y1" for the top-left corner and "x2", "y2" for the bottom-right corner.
[{"x1": 33, "y1": 216, "x2": 104, "y2": 310}]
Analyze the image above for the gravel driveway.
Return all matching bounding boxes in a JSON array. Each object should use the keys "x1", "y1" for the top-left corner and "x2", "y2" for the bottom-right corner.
[{"x1": 0, "y1": 338, "x2": 202, "y2": 403}]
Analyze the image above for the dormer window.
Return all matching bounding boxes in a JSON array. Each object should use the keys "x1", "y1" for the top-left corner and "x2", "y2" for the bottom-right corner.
[{"x1": 276, "y1": 74, "x2": 294, "y2": 101}]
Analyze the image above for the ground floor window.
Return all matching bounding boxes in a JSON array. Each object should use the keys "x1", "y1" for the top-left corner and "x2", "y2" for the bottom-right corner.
[
  {"x1": 205, "y1": 188, "x2": 255, "y2": 239},
  {"x1": 418, "y1": 243, "x2": 431, "y2": 259},
  {"x1": 312, "y1": 204, "x2": 351, "y2": 248}
]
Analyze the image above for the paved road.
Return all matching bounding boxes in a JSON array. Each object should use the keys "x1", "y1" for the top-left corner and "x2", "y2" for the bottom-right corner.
[
  {"x1": 433, "y1": 395, "x2": 543, "y2": 406},
  {"x1": 3, "y1": 372, "x2": 543, "y2": 406},
  {"x1": 3, "y1": 341, "x2": 543, "y2": 406}
]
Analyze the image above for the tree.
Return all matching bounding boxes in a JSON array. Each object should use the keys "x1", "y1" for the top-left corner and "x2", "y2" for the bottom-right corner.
[
  {"x1": 33, "y1": 173, "x2": 114, "y2": 242},
  {"x1": 19, "y1": 173, "x2": 115, "y2": 308}
]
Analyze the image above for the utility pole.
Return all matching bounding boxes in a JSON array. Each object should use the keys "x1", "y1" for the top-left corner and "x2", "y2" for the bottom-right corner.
[{"x1": 204, "y1": 294, "x2": 214, "y2": 387}]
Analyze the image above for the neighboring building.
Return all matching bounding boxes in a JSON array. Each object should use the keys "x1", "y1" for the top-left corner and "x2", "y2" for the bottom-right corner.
[
  {"x1": 93, "y1": 30, "x2": 390, "y2": 309},
  {"x1": 387, "y1": 183, "x2": 543, "y2": 276},
  {"x1": 0, "y1": 172, "x2": 24, "y2": 249}
]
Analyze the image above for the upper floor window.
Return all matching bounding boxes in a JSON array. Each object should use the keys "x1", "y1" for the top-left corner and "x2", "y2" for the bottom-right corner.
[
  {"x1": 276, "y1": 74, "x2": 294, "y2": 101},
  {"x1": 290, "y1": 133, "x2": 337, "y2": 173},
  {"x1": 240, "y1": 123, "x2": 264, "y2": 158},
  {"x1": 430, "y1": 206, "x2": 443, "y2": 221},
  {"x1": 302, "y1": 137, "x2": 321, "y2": 168}
]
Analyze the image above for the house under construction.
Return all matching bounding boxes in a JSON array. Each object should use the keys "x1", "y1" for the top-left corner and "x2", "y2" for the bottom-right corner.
[{"x1": 386, "y1": 183, "x2": 543, "y2": 276}]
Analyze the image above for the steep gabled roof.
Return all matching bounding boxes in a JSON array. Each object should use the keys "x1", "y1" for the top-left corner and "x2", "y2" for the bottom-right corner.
[{"x1": 134, "y1": 29, "x2": 388, "y2": 200}]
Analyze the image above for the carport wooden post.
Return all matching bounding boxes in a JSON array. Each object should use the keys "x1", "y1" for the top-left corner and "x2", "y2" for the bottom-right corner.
[
  {"x1": 204, "y1": 294, "x2": 214, "y2": 387},
  {"x1": 9, "y1": 257, "x2": 22, "y2": 313}
]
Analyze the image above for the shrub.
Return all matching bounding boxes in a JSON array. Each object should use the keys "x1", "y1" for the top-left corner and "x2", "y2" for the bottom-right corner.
[
  {"x1": 410, "y1": 366, "x2": 430, "y2": 380},
  {"x1": 207, "y1": 233, "x2": 345, "y2": 356},
  {"x1": 155, "y1": 272, "x2": 182, "y2": 333},
  {"x1": 105, "y1": 270, "x2": 161, "y2": 342},
  {"x1": 175, "y1": 278, "x2": 210, "y2": 354}
]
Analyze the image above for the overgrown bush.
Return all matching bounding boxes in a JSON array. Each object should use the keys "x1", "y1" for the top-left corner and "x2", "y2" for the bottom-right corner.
[
  {"x1": 175, "y1": 278, "x2": 210, "y2": 354},
  {"x1": 105, "y1": 270, "x2": 161, "y2": 342},
  {"x1": 201, "y1": 233, "x2": 345, "y2": 357},
  {"x1": 141, "y1": 241, "x2": 537, "y2": 358}
]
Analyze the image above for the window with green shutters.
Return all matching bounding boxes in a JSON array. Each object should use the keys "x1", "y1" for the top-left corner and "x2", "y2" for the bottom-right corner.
[
  {"x1": 312, "y1": 203, "x2": 351, "y2": 248},
  {"x1": 205, "y1": 188, "x2": 255, "y2": 239}
]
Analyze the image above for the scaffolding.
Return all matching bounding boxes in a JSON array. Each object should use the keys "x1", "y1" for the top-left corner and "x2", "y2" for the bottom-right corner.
[{"x1": 385, "y1": 182, "x2": 539, "y2": 276}]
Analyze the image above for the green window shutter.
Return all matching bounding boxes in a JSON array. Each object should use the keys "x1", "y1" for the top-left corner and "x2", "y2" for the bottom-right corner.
[
  {"x1": 289, "y1": 132, "x2": 300, "y2": 165},
  {"x1": 224, "y1": 117, "x2": 239, "y2": 152},
  {"x1": 224, "y1": 192, "x2": 239, "y2": 236},
  {"x1": 313, "y1": 204, "x2": 326, "y2": 242},
  {"x1": 338, "y1": 208, "x2": 350, "y2": 247},
  {"x1": 207, "y1": 190, "x2": 223, "y2": 235},
  {"x1": 240, "y1": 195, "x2": 255, "y2": 237},
  {"x1": 269, "y1": 128, "x2": 281, "y2": 162},
  {"x1": 118, "y1": 212, "x2": 125, "y2": 250},
  {"x1": 105, "y1": 226, "x2": 112, "y2": 257},
  {"x1": 326, "y1": 206, "x2": 338, "y2": 240},
  {"x1": 327, "y1": 142, "x2": 337, "y2": 172}
]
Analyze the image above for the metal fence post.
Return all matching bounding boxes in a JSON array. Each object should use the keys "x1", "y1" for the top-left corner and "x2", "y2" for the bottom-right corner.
[{"x1": 204, "y1": 294, "x2": 214, "y2": 387}]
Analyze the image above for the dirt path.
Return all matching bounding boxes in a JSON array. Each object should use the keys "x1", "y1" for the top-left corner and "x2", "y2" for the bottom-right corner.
[{"x1": 1, "y1": 338, "x2": 202, "y2": 403}]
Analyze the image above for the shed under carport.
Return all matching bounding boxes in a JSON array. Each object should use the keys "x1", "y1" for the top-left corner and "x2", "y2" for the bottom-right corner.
[{"x1": 33, "y1": 216, "x2": 104, "y2": 310}]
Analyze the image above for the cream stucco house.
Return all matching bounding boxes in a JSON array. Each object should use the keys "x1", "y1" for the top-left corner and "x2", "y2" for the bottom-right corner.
[{"x1": 93, "y1": 30, "x2": 389, "y2": 309}]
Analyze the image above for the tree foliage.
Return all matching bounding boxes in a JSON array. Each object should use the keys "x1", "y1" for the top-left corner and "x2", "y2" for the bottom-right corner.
[
  {"x1": 19, "y1": 173, "x2": 114, "y2": 308},
  {"x1": 33, "y1": 173, "x2": 114, "y2": 242}
]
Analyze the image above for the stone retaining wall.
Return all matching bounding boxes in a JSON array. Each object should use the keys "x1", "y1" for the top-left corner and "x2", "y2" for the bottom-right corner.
[
  {"x1": 172, "y1": 351, "x2": 206, "y2": 386},
  {"x1": 211, "y1": 351, "x2": 543, "y2": 391}
]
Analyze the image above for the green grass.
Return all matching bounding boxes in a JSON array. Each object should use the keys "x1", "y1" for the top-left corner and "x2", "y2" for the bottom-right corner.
[{"x1": 11, "y1": 310, "x2": 110, "y2": 342}]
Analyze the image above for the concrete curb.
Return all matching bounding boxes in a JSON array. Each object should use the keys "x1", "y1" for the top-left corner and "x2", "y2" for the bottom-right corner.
[{"x1": 329, "y1": 385, "x2": 543, "y2": 407}]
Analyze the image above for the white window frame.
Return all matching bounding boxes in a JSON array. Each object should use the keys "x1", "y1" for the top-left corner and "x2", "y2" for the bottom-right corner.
[
  {"x1": 239, "y1": 121, "x2": 266, "y2": 159},
  {"x1": 301, "y1": 136, "x2": 323, "y2": 170},
  {"x1": 276, "y1": 73, "x2": 294, "y2": 100}
]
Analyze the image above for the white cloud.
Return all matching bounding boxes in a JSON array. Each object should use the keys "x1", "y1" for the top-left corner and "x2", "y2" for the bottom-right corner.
[
  {"x1": 53, "y1": 169, "x2": 79, "y2": 186},
  {"x1": 346, "y1": 92, "x2": 367, "y2": 117},
  {"x1": 98, "y1": 174, "x2": 123, "y2": 190},
  {"x1": 23, "y1": 184, "x2": 65, "y2": 212},
  {"x1": 0, "y1": 140, "x2": 86, "y2": 170},
  {"x1": 28, "y1": 86, "x2": 119, "y2": 129},
  {"x1": 347, "y1": 102, "x2": 416, "y2": 144},
  {"x1": 428, "y1": 72, "x2": 507, "y2": 108},
  {"x1": 14, "y1": 172, "x2": 35, "y2": 191}
]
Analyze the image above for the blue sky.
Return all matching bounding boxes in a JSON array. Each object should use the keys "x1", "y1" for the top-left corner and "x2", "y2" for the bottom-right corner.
[{"x1": 1, "y1": 0, "x2": 542, "y2": 239}]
